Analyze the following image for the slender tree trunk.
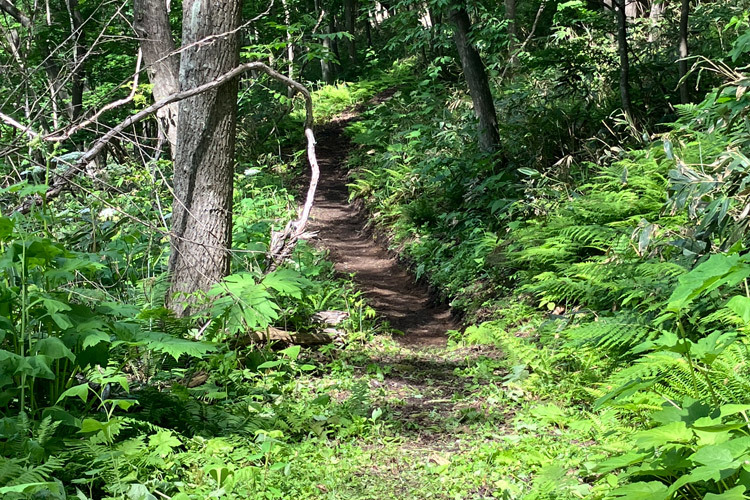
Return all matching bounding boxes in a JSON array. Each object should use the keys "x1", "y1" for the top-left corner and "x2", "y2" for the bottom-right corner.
[
  {"x1": 647, "y1": 0, "x2": 667, "y2": 42},
  {"x1": 314, "y1": 0, "x2": 333, "y2": 83},
  {"x1": 504, "y1": 0, "x2": 516, "y2": 46},
  {"x1": 364, "y1": 8, "x2": 372, "y2": 47},
  {"x1": 615, "y1": 0, "x2": 634, "y2": 121},
  {"x1": 0, "y1": 0, "x2": 73, "y2": 121},
  {"x1": 329, "y1": 12, "x2": 340, "y2": 74},
  {"x1": 449, "y1": 7, "x2": 500, "y2": 153},
  {"x1": 678, "y1": 0, "x2": 689, "y2": 103},
  {"x1": 133, "y1": 0, "x2": 180, "y2": 158},
  {"x1": 62, "y1": 0, "x2": 85, "y2": 119},
  {"x1": 281, "y1": 0, "x2": 295, "y2": 97},
  {"x1": 344, "y1": 0, "x2": 356, "y2": 65},
  {"x1": 168, "y1": 0, "x2": 242, "y2": 315}
]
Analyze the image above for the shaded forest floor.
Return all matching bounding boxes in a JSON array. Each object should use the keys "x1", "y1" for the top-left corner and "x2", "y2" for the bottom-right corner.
[{"x1": 248, "y1": 95, "x2": 612, "y2": 499}]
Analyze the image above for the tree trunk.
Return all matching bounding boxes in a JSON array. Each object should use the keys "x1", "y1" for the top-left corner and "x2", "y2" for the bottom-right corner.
[
  {"x1": 62, "y1": 0, "x2": 85, "y2": 120},
  {"x1": 168, "y1": 0, "x2": 242, "y2": 315},
  {"x1": 505, "y1": 0, "x2": 516, "y2": 45},
  {"x1": 678, "y1": 0, "x2": 689, "y2": 103},
  {"x1": 314, "y1": 0, "x2": 333, "y2": 83},
  {"x1": 133, "y1": 0, "x2": 180, "y2": 158},
  {"x1": 449, "y1": 7, "x2": 500, "y2": 153},
  {"x1": 615, "y1": 0, "x2": 634, "y2": 122},
  {"x1": 281, "y1": 0, "x2": 295, "y2": 97},
  {"x1": 344, "y1": 0, "x2": 356, "y2": 65},
  {"x1": 647, "y1": 0, "x2": 667, "y2": 42},
  {"x1": 329, "y1": 12, "x2": 340, "y2": 74}
]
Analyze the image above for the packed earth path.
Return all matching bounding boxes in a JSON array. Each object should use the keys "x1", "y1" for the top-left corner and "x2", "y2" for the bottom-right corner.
[{"x1": 309, "y1": 92, "x2": 460, "y2": 348}]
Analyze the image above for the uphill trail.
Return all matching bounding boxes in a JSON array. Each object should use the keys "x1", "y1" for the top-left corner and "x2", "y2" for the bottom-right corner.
[
  {"x1": 308, "y1": 91, "x2": 459, "y2": 348},
  {"x1": 295, "y1": 92, "x2": 509, "y2": 497}
]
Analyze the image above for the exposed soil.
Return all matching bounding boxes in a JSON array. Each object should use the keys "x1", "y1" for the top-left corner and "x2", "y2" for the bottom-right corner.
[{"x1": 309, "y1": 94, "x2": 459, "y2": 348}]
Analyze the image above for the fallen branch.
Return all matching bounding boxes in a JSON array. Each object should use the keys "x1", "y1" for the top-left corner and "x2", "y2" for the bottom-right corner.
[{"x1": 14, "y1": 62, "x2": 319, "y2": 274}]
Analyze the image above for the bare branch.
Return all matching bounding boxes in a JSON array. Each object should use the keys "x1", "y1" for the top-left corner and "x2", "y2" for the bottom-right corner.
[
  {"x1": 0, "y1": 0, "x2": 32, "y2": 27},
  {"x1": 45, "y1": 48, "x2": 143, "y2": 142},
  {"x1": 15, "y1": 62, "x2": 319, "y2": 273},
  {"x1": 0, "y1": 111, "x2": 39, "y2": 138}
]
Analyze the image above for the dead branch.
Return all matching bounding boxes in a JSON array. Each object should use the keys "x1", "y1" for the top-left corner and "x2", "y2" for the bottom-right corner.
[{"x1": 13, "y1": 61, "x2": 319, "y2": 272}]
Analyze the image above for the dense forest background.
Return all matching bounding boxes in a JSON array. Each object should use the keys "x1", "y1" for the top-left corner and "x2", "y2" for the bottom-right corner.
[{"x1": 3, "y1": 0, "x2": 750, "y2": 498}]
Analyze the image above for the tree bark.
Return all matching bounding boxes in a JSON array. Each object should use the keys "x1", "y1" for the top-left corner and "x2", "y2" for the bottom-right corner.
[
  {"x1": 449, "y1": 7, "x2": 500, "y2": 153},
  {"x1": 168, "y1": 0, "x2": 242, "y2": 315},
  {"x1": 133, "y1": 0, "x2": 180, "y2": 158},
  {"x1": 647, "y1": 0, "x2": 667, "y2": 42},
  {"x1": 62, "y1": 0, "x2": 85, "y2": 120},
  {"x1": 615, "y1": 0, "x2": 634, "y2": 122},
  {"x1": 678, "y1": 0, "x2": 689, "y2": 103},
  {"x1": 315, "y1": 0, "x2": 333, "y2": 84},
  {"x1": 504, "y1": 0, "x2": 516, "y2": 45},
  {"x1": 344, "y1": 0, "x2": 356, "y2": 65}
]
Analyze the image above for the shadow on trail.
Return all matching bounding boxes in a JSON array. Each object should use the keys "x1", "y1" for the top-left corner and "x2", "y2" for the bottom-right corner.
[{"x1": 309, "y1": 93, "x2": 460, "y2": 348}]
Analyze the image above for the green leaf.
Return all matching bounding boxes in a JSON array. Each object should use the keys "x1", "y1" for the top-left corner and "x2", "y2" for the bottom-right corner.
[
  {"x1": 0, "y1": 482, "x2": 61, "y2": 494},
  {"x1": 0, "y1": 217, "x2": 14, "y2": 241},
  {"x1": 280, "y1": 345, "x2": 301, "y2": 361},
  {"x1": 634, "y1": 421, "x2": 693, "y2": 449},
  {"x1": 57, "y1": 383, "x2": 90, "y2": 404},
  {"x1": 262, "y1": 269, "x2": 310, "y2": 299},
  {"x1": 705, "y1": 486, "x2": 746, "y2": 499},
  {"x1": 610, "y1": 481, "x2": 668, "y2": 499},
  {"x1": 80, "y1": 418, "x2": 105, "y2": 433},
  {"x1": 34, "y1": 337, "x2": 75, "y2": 361},
  {"x1": 257, "y1": 360, "x2": 283, "y2": 370},
  {"x1": 149, "y1": 430, "x2": 181, "y2": 457},
  {"x1": 668, "y1": 254, "x2": 750, "y2": 312},
  {"x1": 690, "y1": 445, "x2": 736, "y2": 468},
  {"x1": 727, "y1": 295, "x2": 750, "y2": 324},
  {"x1": 594, "y1": 452, "x2": 650, "y2": 474},
  {"x1": 82, "y1": 331, "x2": 110, "y2": 349}
]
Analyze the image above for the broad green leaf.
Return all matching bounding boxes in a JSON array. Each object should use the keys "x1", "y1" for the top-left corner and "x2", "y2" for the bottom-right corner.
[
  {"x1": 80, "y1": 418, "x2": 105, "y2": 433},
  {"x1": 610, "y1": 481, "x2": 668, "y2": 499},
  {"x1": 594, "y1": 452, "x2": 650, "y2": 474},
  {"x1": 0, "y1": 217, "x2": 13, "y2": 241},
  {"x1": 668, "y1": 254, "x2": 750, "y2": 312},
  {"x1": 280, "y1": 345, "x2": 301, "y2": 361},
  {"x1": 257, "y1": 360, "x2": 283, "y2": 370},
  {"x1": 727, "y1": 295, "x2": 750, "y2": 324},
  {"x1": 82, "y1": 331, "x2": 111, "y2": 349},
  {"x1": 24, "y1": 355, "x2": 55, "y2": 379},
  {"x1": 127, "y1": 483, "x2": 157, "y2": 500},
  {"x1": 34, "y1": 337, "x2": 74, "y2": 361},
  {"x1": 719, "y1": 405, "x2": 750, "y2": 418},
  {"x1": 0, "y1": 482, "x2": 61, "y2": 494},
  {"x1": 690, "y1": 445, "x2": 736, "y2": 468},
  {"x1": 634, "y1": 421, "x2": 693, "y2": 448},
  {"x1": 57, "y1": 383, "x2": 90, "y2": 404},
  {"x1": 705, "y1": 486, "x2": 746, "y2": 499},
  {"x1": 149, "y1": 430, "x2": 181, "y2": 457}
]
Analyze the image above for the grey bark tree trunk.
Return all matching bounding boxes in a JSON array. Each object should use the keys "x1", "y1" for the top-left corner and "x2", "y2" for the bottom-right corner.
[
  {"x1": 678, "y1": 0, "x2": 689, "y2": 103},
  {"x1": 314, "y1": 0, "x2": 333, "y2": 83},
  {"x1": 647, "y1": 0, "x2": 667, "y2": 42},
  {"x1": 344, "y1": 0, "x2": 357, "y2": 65},
  {"x1": 62, "y1": 0, "x2": 85, "y2": 120},
  {"x1": 615, "y1": 0, "x2": 634, "y2": 121},
  {"x1": 504, "y1": 0, "x2": 516, "y2": 45},
  {"x1": 133, "y1": 0, "x2": 180, "y2": 158},
  {"x1": 167, "y1": 0, "x2": 242, "y2": 315},
  {"x1": 449, "y1": 7, "x2": 500, "y2": 153}
]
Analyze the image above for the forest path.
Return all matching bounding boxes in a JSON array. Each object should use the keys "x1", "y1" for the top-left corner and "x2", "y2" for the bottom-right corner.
[
  {"x1": 308, "y1": 94, "x2": 459, "y2": 348},
  {"x1": 301, "y1": 94, "x2": 507, "y2": 498}
]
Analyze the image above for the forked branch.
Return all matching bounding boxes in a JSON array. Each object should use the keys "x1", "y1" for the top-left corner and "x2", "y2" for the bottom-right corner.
[{"x1": 13, "y1": 61, "x2": 319, "y2": 271}]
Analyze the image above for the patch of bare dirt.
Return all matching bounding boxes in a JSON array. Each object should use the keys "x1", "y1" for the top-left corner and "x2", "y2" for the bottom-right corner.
[{"x1": 309, "y1": 92, "x2": 459, "y2": 348}]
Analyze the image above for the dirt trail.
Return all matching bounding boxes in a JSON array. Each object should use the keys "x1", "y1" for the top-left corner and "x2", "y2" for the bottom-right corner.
[{"x1": 309, "y1": 98, "x2": 459, "y2": 348}]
